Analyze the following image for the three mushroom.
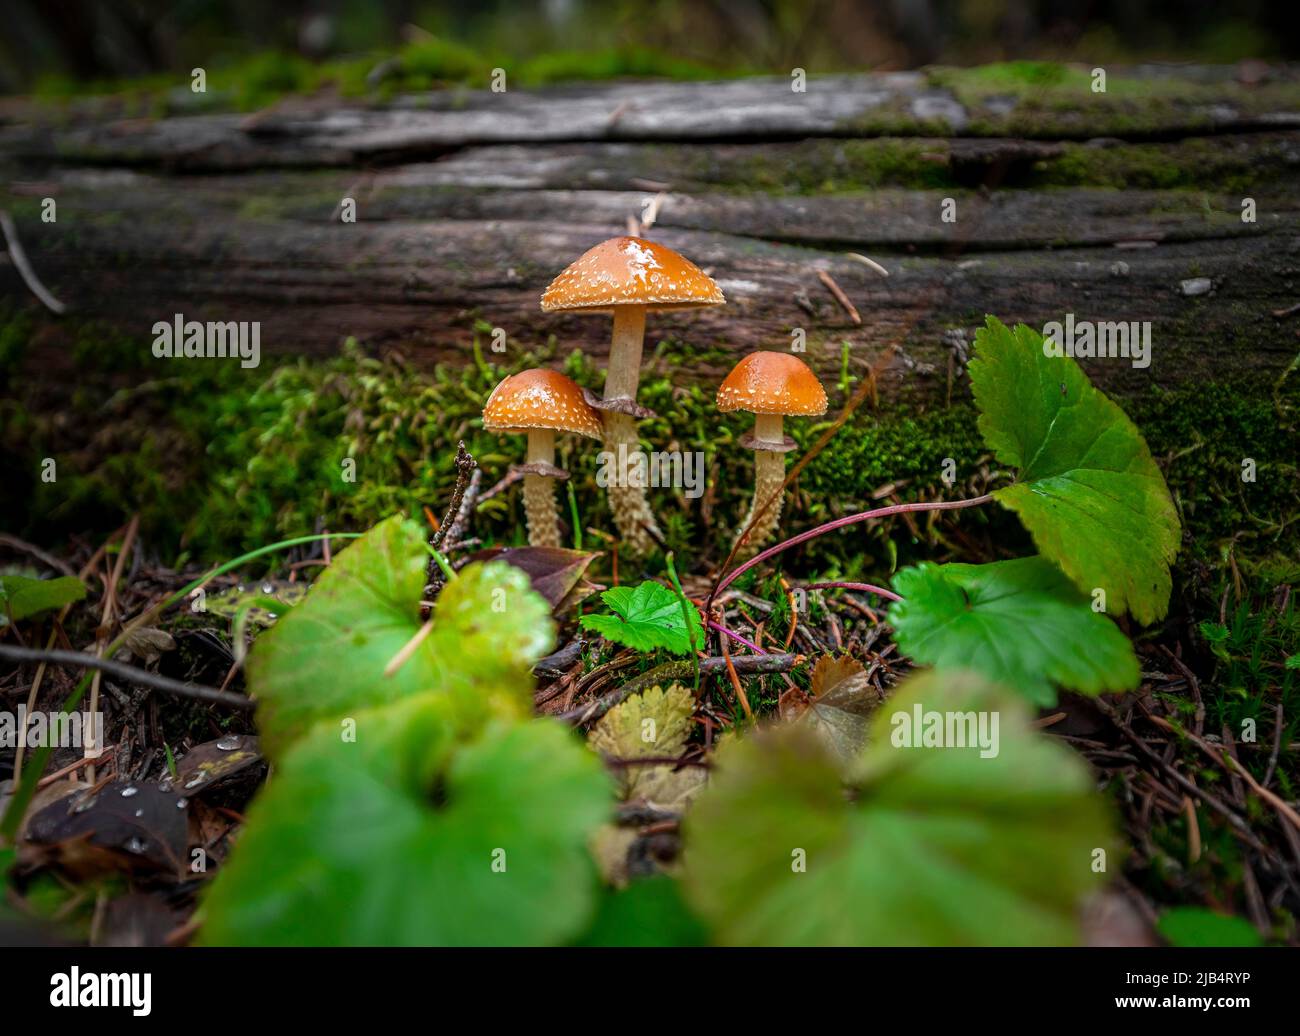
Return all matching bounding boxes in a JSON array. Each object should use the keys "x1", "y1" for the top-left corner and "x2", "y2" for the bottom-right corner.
[{"x1": 482, "y1": 236, "x2": 827, "y2": 554}]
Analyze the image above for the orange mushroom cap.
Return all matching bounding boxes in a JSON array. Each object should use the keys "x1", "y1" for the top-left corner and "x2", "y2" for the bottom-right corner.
[
  {"x1": 483, "y1": 369, "x2": 603, "y2": 439},
  {"x1": 716, "y1": 352, "x2": 828, "y2": 416},
  {"x1": 541, "y1": 236, "x2": 725, "y2": 313}
]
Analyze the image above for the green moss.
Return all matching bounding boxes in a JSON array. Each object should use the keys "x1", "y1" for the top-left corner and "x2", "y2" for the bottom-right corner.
[
  {"x1": 919, "y1": 63, "x2": 1300, "y2": 139},
  {"x1": 24, "y1": 44, "x2": 741, "y2": 115},
  {"x1": 1033, "y1": 137, "x2": 1296, "y2": 192},
  {"x1": 3, "y1": 307, "x2": 1295, "y2": 587},
  {"x1": 1125, "y1": 378, "x2": 1300, "y2": 570}
]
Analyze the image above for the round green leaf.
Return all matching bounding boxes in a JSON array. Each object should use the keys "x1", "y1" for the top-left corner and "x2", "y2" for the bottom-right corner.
[
  {"x1": 580, "y1": 581, "x2": 704, "y2": 655},
  {"x1": 890, "y1": 556, "x2": 1140, "y2": 706},
  {"x1": 199, "y1": 702, "x2": 613, "y2": 946},
  {"x1": 682, "y1": 670, "x2": 1118, "y2": 946},
  {"x1": 247, "y1": 515, "x2": 554, "y2": 754},
  {"x1": 969, "y1": 317, "x2": 1180, "y2": 624}
]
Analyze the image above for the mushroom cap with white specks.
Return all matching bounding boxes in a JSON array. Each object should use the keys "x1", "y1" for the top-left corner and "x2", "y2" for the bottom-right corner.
[
  {"x1": 716, "y1": 351, "x2": 828, "y2": 416},
  {"x1": 540, "y1": 236, "x2": 725, "y2": 313},
  {"x1": 483, "y1": 368, "x2": 603, "y2": 439}
]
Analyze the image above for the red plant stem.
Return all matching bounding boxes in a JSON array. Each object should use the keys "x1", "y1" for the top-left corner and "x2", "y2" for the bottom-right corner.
[
  {"x1": 799, "y1": 581, "x2": 903, "y2": 603},
  {"x1": 706, "y1": 618, "x2": 768, "y2": 655},
  {"x1": 711, "y1": 494, "x2": 994, "y2": 603}
]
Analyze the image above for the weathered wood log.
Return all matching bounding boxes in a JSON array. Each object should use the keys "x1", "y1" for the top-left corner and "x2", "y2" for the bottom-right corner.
[
  {"x1": 2, "y1": 68, "x2": 1298, "y2": 403},
  {"x1": 4, "y1": 67, "x2": 1299, "y2": 170}
]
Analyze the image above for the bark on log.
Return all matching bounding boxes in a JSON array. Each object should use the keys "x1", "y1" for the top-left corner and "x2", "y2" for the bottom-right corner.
[{"x1": 2, "y1": 68, "x2": 1298, "y2": 403}]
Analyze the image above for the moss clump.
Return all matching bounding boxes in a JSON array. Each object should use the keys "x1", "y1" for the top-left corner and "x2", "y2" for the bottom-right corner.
[
  {"x1": 4, "y1": 306, "x2": 1295, "y2": 586},
  {"x1": 1125, "y1": 378, "x2": 1300, "y2": 572},
  {"x1": 1032, "y1": 137, "x2": 1298, "y2": 192},
  {"x1": 921, "y1": 63, "x2": 1300, "y2": 139},
  {"x1": 28, "y1": 44, "x2": 735, "y2": 115}
]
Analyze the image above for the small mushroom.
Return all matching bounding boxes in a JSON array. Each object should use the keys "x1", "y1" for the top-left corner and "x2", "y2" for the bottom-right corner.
[
  {"x1": 482, "y1": 369, "x2": 602, "y2": 548},
  {"x1": 717, "y1": 352, "x2": 827, "y2": 554},
  {"x1": 541, "y1": 236, "x2": 724, "y2": 554}
]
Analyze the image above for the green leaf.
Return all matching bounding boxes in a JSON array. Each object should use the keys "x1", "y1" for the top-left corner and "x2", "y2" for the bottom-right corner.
[
  {"x1": 575, "y1": 877, "x2": 709, "y2": 947},
  {"x1": 1156, "y1": 907, "x2": 1263, "y2": 948},
  {"x1": 579, "y1": 580, "x2": 704, "y2": 655},
  {"x1": 199, "y1": 701, "x2": 613, "y2": 946},
  {"x1": 682, "y1": 669, "x2": 1117, "y2": 946},
  {"x1": 969, "y1": 317, "x2": 1179, "y2": 624},
  {"x1": 0, "y1": 575, "x2": 85, "y2": 622},
  {"x1": 247, "y1": 515, "x2": 554, "y2": 755},
  {"x1": 890, "y1": 557, "x2": 1140, "y2": 706}
]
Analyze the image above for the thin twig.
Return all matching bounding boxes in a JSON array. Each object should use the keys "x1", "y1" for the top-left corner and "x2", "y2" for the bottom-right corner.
[
  {"x1": 424, "y1": 442, "x2": 476, "y2": 604},
  {"x1": 556, "y1": 653, "x2": 799, "y2": 726},
  {"x1": 0, "y1": 534, "x2": 78, "y2": 578},
  {"x1": 817, "y1": 270, "x2": 861, "y2": 325},
  {"x1": 0, "y1": 645, "x2": 254, "y2": 711},
  {"x1": 0, "y1": 209, "x2": 66, "y2": 314}
]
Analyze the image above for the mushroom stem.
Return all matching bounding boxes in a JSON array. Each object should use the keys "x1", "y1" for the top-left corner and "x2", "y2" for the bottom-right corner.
[
  {"x1": 603, "y1": 305, "x2": 661, "y2": 554},
  {"x1": 524, "y1": 428, "x2": 561, "y2": 548},
  {"x1": 605, "y1": 306, "x2": 646, "y2": 401},
  {"x1": 735, "y1": 413, "x2": 786, "y2": 555}
]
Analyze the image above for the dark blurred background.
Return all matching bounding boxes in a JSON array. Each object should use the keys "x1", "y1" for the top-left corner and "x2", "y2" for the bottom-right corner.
[{"x1": 2, "y1": 0, "x2": 1297, "y2": 95}]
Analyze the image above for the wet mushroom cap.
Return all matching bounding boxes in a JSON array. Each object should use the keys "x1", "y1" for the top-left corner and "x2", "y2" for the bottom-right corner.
[
  {"x1": 716, "y1": 351, "x2": 828, "y2": 416},
  {"x1": 482, "y1": 368, "x2": 603, "y2": 439},
  {"x1": 540, "y1": 236, "x2": 725, "y2": 313}
]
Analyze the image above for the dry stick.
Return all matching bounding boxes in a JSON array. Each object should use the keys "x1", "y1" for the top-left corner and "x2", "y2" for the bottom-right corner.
[
  {"x1": 718, "y1": 630, "x2": 754, "y2": 721},
  {"x1": 1146, "y1": 710, "x2": 1300, "y2": 836},
  {"x1": 817, "y1": 270, "x2": 861, "y2": 325},
  {"x1": 0, "y1": 534, "x2": 78, "y2": 578},
  {"x1": 781, "y1": 578, "x2": 798, "y2": 650},
  {"x1": 86, "y1": 516, "x2": 138, "y2": 781},
  {"x1": 0, "y1": 210, "x2": 66, "y2": 314},
  {"x1": 0, "y1": 645, "x2": 253, "y2": 711},
  {"x1": 36, "y1": 746, "x2": 118, "y2": 789},
  {"x1": 1263, "y1": 702, "x2": 1285, "y2": 790},
  {"x1": 1183, "y1": 795, "x2": 1202, "y2": 864},
  {"x1": 477, "y1": 466, "x2": 526, "y2": 504},
  {"x1": 11, "y1": 531, "x2": 118, "y2": 784},
  {"x1": 384, "y1": 617, "x2": 435, "y2": 676},
  {"x1": 556, "y1": 653, "x2": 798, "y2": 726},
  {"x1": 425, "y1": 442, "x2": 476, "y2": 600},
  {"x1": 444, "y1": 467, "x2": 482, "y2": 546},
  {"x1": 1096, "y1": 698, "x2": 1276, "y2": 859},
  {"x1": 1160, "y1": 644, "x2": 1205, "y2": 736}
]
